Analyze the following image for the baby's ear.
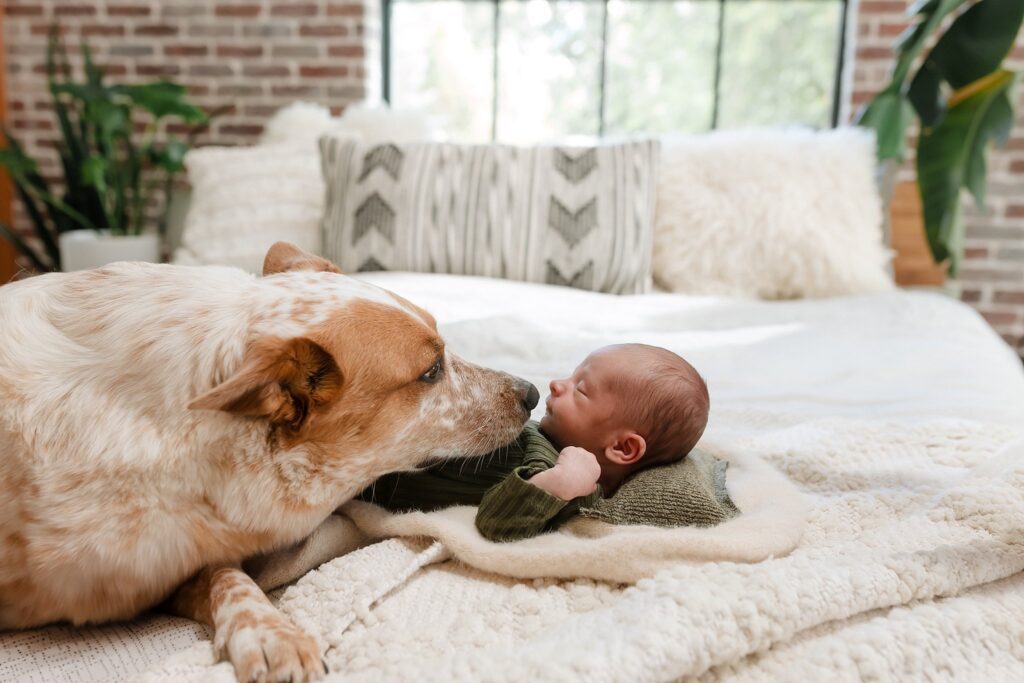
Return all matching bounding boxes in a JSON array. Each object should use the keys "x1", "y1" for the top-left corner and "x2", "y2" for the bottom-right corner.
[{"x1": 605, "y1": 432, "x2": 646, "y2": 465}]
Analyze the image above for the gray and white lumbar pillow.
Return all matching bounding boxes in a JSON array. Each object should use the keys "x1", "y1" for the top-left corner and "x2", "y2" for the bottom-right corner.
[{"x1": 319, "y1": 137, "x2": 660, "y2": 294}]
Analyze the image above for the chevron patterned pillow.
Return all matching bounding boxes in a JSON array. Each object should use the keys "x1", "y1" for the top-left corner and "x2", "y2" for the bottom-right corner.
[{"x1": 319, "y1": 138, "x2": 660, "y2": 294}]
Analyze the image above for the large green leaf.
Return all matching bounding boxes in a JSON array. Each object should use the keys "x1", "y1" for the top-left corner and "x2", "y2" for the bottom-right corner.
[
  {"x1": 1, "y1": 127, "x2": 62, "y2": 266},
  {"x1": 855, "y1": 88, "x2": 915, "y2": 160},
  {"x1": 892, "y1": 0, "x2": 970, "y2": 87},
  {"x1": 909, "y1": 0, "x2": 1024, "y2": 127},
  {"x1": 916, "y1": 69, "x2": 1017, "y2": 276},
  {"x1": 0, "y1": 220, "x2": 55, "y2": 272},
  {"x1": 114, "y1": 82, "x2": 208, "y2": 123}
]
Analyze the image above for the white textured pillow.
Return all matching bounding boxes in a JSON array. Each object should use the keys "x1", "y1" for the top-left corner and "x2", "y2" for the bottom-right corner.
[
  {"x1": 173, "y1": 145, "x2": 325, "y2": 273},
  {"x1": 652, "y1": 127, "x2": 893, "y2": 299}
]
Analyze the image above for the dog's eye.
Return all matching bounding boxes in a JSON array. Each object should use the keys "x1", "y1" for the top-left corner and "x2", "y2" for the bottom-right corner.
[{"x1": 420, "y1": 360, "x2": 443, "y2": 384}]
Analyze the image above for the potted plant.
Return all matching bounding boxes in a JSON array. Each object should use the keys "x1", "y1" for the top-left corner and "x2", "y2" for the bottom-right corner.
[
  {"x1": 857, "y1": 0, "x2": 1023, "y2": 278},
  {"x1": 0, "y1": 28, "x2": 210, "y2": 272}
]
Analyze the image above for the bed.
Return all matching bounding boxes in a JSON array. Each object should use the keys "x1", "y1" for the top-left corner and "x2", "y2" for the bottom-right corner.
[{"x1": 3, "y1": 271, "x2": 1023, "y2": 682}]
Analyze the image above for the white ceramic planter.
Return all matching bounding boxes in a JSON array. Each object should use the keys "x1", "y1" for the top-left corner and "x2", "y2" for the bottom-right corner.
[{"x1": 59, "y1": 230, "x2": 161, "y2": 272}]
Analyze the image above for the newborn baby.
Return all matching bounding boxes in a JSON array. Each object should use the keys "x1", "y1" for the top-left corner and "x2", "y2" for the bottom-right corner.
[{"x1": 358, "y1": 343, "x2": 710, "y2": 541}]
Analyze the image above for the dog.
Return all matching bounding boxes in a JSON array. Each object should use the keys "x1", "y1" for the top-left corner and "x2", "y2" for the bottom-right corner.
[{"x1": 0, "y1": 242, "x2": 538, "y2": 682}]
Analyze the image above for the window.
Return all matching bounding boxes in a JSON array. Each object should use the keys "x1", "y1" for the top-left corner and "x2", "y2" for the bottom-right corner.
[{"x1": 382, "y1": 0, "x2": 850, "y2": 143}]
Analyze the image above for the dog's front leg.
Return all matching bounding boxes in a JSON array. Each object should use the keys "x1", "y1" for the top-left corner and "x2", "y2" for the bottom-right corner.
[{"x1": 169, "y1": 564, "x2": 326, "y2": 683}]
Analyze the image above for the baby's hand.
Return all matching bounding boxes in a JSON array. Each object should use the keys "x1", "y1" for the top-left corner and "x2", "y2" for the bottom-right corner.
[{"x1": 530, "y1": 447, "x2": 601, "y2": 500}]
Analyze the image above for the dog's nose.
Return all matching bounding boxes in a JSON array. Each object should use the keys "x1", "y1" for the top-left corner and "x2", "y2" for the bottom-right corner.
[{"x1": 519, "y1": 381, "x2": 540, "y2": 412}]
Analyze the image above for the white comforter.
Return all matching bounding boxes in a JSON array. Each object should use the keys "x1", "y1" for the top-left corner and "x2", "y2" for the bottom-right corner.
[{"x1": 5, "y1": 274, "x2": 1024, "y2": 682}]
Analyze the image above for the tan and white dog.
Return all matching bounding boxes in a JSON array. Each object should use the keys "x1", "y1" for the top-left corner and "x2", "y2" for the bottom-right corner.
[{"x1": 0, "y1": 242, "x2": 537, "y2": 682}]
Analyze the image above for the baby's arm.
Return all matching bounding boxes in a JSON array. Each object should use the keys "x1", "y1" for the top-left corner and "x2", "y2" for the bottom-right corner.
[{"x1": 475, "y1": 447, "x2": 601, "y2": 542}]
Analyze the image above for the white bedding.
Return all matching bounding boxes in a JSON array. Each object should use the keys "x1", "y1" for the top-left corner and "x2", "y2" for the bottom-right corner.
[{"x1": 4, "y1": 273, "x2": 1023, "y2": 682}]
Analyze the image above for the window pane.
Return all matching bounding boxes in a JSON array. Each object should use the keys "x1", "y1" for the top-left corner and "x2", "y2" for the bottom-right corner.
[
  {"x1": 718, "y1": 1, "x2": 842, "y2": 129},
  {"x1": 390, "y1": 1, "x2": 496, "y2": 142},
  {"x1": 604, "y1": 0, "x2": 718, "y2": 135},
  {"x1": 496, "y1": 0, "x2": 604, "y2": 142}
]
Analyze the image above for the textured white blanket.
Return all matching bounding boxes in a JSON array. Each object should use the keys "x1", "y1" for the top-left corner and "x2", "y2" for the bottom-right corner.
[{"x1": 8, "y1": 274, "x2": 1024, "y2": 682}]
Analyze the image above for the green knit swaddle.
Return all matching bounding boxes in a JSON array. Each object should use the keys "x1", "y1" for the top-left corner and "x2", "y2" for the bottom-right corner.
[{"x1": 579, "y1": 449, "x2": 740, "y2": 528}]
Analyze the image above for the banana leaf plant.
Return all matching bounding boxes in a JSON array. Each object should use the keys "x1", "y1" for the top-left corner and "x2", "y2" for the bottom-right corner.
[
  {"x1": 0, "y1": 27, "x2": 214, "y2": 272},
  {"x1": 857, "y1": 0, "x2": 1023, "y2": 277}
]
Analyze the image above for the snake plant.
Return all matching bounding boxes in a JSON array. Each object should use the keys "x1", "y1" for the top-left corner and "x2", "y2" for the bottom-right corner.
[{"x1": 0, "y1": 27, "x2": 211, "y2": 272}]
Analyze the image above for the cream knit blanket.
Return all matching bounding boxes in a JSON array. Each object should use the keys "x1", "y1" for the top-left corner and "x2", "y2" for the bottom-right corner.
[{"x1": 135, "y1": 417, "x2": 1024, "y2": 682}]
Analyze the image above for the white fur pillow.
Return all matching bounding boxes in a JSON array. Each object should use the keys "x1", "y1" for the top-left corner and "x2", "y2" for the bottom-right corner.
[
  {"x1": 173, "y1": 102, "x2": 438, "y2": 272},
  {"x1": 652, "y1": 127, "x2": 893, "y2": 299}
]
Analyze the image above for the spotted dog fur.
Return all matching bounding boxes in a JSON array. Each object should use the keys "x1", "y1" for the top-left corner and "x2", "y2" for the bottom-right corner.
[{"x1": 0, "y1": 242, "x2": 535, "y2": 682}]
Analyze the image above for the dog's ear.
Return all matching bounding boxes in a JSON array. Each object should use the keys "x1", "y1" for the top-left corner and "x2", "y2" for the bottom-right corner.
[
  {"x1": 263, "y1": 242, "x2": 342, "y2": 276},
  {"x1": 189, "y1": 337, "x2": 342, "y2": 431}
]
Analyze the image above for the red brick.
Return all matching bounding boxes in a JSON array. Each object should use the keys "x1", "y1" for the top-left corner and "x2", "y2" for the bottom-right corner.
[
  {"x1": 328, "y1": 45, "x2": 365, "y2": 58},
  {"x1": 55, "y1": 5, "x2": 97, "y2": 16},
  {"x1": 108, "y1": 5, "x2": 151, "y2": 16},
  {"x1": 136, "y1": 63, "x2": 182, "y2": 76},
  {"x1": 327, "y1": 4, "x2": 364, "y2": 17},
  {"x1": 857, "y1": 47, "x2": 892, "y2": 60},
  {"x1": 98, "y1": 64, "x2": 129, "y2": 76},
  {"x1": 82, "y1": 24, "x2": 126, "y2": 36},
  {"x1": 271, "y1": 3, "x2": 317, "y2": 16},
  {"x1": 5, "y1": 5, "x2": 45, "y2": 16},
  {"x1": 878, "y1": 23, "x2": 908, "y2": 37},
  {"x1": 271, "y1": 84, "x2": 320, "y2": 97},
  {"x1": 960, "y1": 289, "x2": 983, "y2": 304},
  {"x1": 299, "y1": 65, "x2": 349, "y2": 78},
  {"x1": 218, "y1": 124, "x2": 264, "y2": 137},
  {"x1": 859, "y1": 1, "x2": 908, "y2": 12},
  {"x1": 215, "y1": 5, "x2": 261, "y2": 17},
  {"x1": 1010, "y1": 160, "x2": 1024, "y2": 174},
  {"x1": 980, "y1": 310, "x2": 1020, "y2": 326},
  {"x1": 164, "y1": 44, "x2": 209, "y2": 57},
  {"x1": 964, "y1": 247, "x2": 989, "y2": 260},
  {"x1": 189, "y1": 64, "x2": 235, "y2": 77},
  {"x1": 218, "y1": 84, "x2": 263, "y2": 96},
  {"x1": 994, "y1": 291, "x2": 1024, "y2": 305},
  {"x1": 1007, "y1": 204, "x2": 1024, "y2": 218},
  {"x1": 243, "y1": 64, "x2": 290, "y2": 77},
  {"x1": 216, "y1": 45, "x2": 263, "y2": 58},
  {"x1": 300, "y1": 25, "x2": 348, "y2": 37},
  {"x1": 135, "y1": 24, "x2": 179, "y2": 36}
]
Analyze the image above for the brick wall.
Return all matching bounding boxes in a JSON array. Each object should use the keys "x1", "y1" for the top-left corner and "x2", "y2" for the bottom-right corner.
[
  {"x1": 3, "y1": 0, "x2": 369, "y2": 177},
  {"x1": 852, "y1": 0, "x2": 1024, "y2": 357}
]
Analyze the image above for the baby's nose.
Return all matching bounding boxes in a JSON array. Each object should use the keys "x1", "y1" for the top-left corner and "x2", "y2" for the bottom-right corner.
[{"x1": 549, "y1": 379, "x2": 563, "y2": 395}]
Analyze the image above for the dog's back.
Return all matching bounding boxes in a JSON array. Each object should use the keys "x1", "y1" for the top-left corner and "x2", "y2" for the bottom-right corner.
[{"x1": 0, "y1": 263, "x2": 265, "y2": 626}]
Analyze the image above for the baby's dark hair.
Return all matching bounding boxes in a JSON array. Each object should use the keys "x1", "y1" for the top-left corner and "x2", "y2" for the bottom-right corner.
[{"x1": 610, "y1": 344, "x2": 710, "y2": 470}]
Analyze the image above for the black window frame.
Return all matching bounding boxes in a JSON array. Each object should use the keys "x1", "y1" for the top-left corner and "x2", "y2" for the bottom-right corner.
[{"x1": 381, "y1": 0, "x2": 851, "y2": 139}]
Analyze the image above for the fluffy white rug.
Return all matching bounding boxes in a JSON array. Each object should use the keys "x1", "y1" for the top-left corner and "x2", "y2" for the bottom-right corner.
[{"x1": 135, "y1": 421, "x2": 1024, "y2": 682}]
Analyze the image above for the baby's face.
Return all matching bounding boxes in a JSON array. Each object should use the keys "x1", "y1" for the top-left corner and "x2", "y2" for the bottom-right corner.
[{"x1": 539, "y1": 347, "x2": 632, "y2": 454}]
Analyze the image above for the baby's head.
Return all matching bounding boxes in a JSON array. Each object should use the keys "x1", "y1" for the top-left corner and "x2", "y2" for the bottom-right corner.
[{"x1": 540, "y1": 344, "x2": 709, "y2": 490}]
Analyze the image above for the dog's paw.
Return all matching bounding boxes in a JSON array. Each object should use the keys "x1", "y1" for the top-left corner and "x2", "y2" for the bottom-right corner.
[{"x1": 215, "y1": 609, "x2": 325, "y2": 683}]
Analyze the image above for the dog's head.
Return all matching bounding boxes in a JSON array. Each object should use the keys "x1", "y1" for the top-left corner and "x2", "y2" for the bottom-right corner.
[{"x1": 189, "y1": 243, "x2": 538, "y2": 481}]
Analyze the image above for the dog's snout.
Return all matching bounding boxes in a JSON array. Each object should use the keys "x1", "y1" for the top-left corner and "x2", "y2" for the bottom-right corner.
[{"x1": 519, "y1": 381, "x2": 540, "y2": 412}]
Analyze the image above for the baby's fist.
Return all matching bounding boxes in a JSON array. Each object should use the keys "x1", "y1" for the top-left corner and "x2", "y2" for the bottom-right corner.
[{"x1": 552, "y1": 447, "x2": 601, "y2": 498}]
